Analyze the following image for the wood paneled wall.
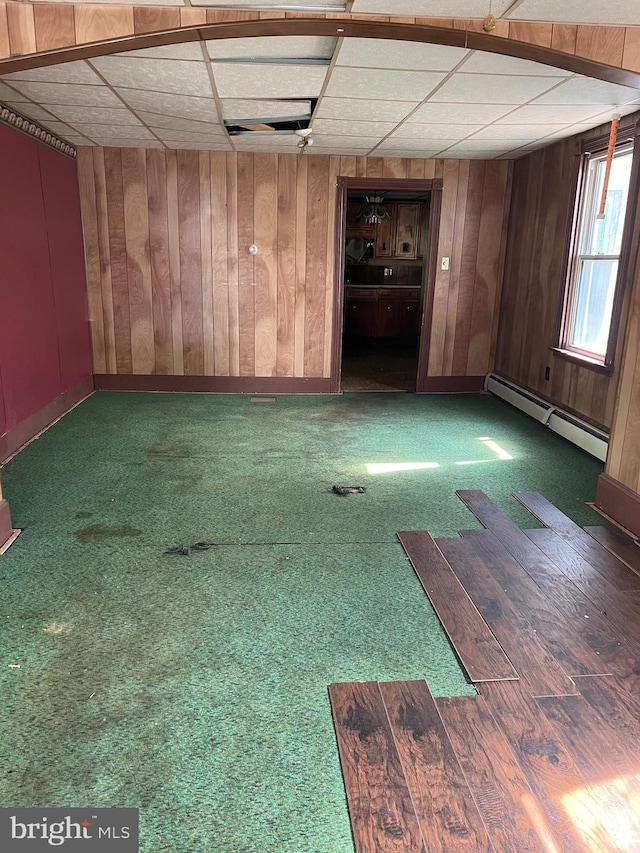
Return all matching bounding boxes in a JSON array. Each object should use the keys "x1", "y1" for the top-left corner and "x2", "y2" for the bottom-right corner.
[
  {"x1": 1, "y1": 4, "x2": 640, "y2": 77},
  {"x1": 77, "y1": 149, "x2": 512, "y2": 383},
  {"x1": 495, "y1": 122, "x2": 634, "y2": 429}
]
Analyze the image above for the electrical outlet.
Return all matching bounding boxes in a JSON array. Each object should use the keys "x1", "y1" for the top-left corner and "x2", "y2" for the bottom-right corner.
[
  {"x1": 441, "y1": 257, "x2": 450, "y2": 270},
  {"x1": 544, "y1": 366, "x2": 551, "y2": 381}
]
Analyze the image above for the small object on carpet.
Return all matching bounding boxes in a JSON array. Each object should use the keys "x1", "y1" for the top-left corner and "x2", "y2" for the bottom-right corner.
[
  {"x1": 332, "y1": 485, "x2": 366, "y2": 495},
  {"x1": 164, "y1": 545, "x2": 190, "y2": 556},
  {"x1": 191, "y1": 542, "x2": 216, "y2": 551}
]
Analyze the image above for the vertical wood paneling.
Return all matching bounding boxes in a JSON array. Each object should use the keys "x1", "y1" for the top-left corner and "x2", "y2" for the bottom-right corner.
[
  {"x1": 7, "y1": 3, "x2": 36, "y2": 56},
  {"x1": 77, "y1": 147, "x2": 105, "y2": 374},
  {"x1": 276, "y1": 154, "x2": 297, "y2": 377},
  {"x1": 551, "y1": 24, "x2": 578, "y2": 54},
  {"x1": 79, "y1": 150, "x2": 511, "y2": 385},
  {"x1": 122, "y1": 148, "x2": 154, "y2": 374},
  {"x1": 0, "y1": 5, "x2": 9, "y2": 60},
  {"x1": 211, "y1": 152, "x2": 230, "y2": 376},
  {"x1": 34, "y1": 5, "x2": 76, "y2": 52},
  {"x1": 508, "y1": 21, "x2": 552, "y2": 47},
  {"x1": 146, "y1": 149, "x2": 173, "y2": 375},
  {"x1": 576, "y1": 26, "x2": 625, "y2": 66},
  {"x1": 133, "y1": 6, "x2": 181, "y2": 34},
  {"x1": 622, "y1": 29, "x2": 640, "y2": 73},
  {"x1": 103, "y1": 148, "x2": 132, "y2": 374},
  {"x1": 74, "y1": 6, "x2": 134, "y2": 44},
  {"x1": 253, "y1": 153, "x2": 278, "y2": 376},
  {"x1": 177, "y1": 150, "x2": 204, "y2": 376}
]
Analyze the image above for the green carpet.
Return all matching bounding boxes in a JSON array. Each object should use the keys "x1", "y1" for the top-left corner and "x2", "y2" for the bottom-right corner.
[{"x1": 0, "y1": 391, "x2": 604, "y2": 852}]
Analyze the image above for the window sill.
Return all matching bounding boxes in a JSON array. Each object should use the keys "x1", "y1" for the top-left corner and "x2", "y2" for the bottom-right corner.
[{"x1": 550, "y1": 347, "x2": 614, "y2": 375}]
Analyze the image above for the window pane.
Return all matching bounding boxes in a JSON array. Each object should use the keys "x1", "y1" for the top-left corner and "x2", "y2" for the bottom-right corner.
[
  {"x1": 569, "y1": 258, "x2": 618, "y2": 357},
  {"x1": 583, "y1": 151, "x2": 633, "y2": 255}
]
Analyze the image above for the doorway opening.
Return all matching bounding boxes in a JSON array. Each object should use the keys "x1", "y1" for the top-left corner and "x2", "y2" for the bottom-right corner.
[{"x1": 331, "y1": 177, "x2": 441, "y2": 394}]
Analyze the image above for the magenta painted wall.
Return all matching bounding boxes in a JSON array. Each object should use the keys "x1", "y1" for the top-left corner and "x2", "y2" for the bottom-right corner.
[{"x1": 0, "y1": 123, "x2": 92, "y2": 439}]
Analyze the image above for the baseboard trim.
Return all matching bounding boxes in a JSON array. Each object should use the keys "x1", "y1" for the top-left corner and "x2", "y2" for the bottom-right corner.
[
  {"x1": 0, "y1": 375, "x2": 94, "y2": 464},
  {"x1": 94, "y1": 375, "x2": 333, "y2": 394},
  {"x1": 595, "y1": 472, "x2": 640, "y2": 538},
  {"x1": 417, "y1": 375, "x2": 485, "y2": 393},
  {"x1": 0, "y1": 499, "x2": 12, "y2": 549}
]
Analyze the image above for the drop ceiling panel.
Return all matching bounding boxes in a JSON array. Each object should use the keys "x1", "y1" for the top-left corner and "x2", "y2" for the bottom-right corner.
[
  {"x1": 208, "y1": 36, "x2": 336, "y2": 61},
  {"x1": 430, "y1": 73, "x2": 567, "y2": 103},
  {"x1": 469, "y1": 123, "x2": 567, "y2": 140},
  {"x1": 406, "y1": 102, "x2": 518, "y2": 123},
  {"x1": 316, "y1": 97, "x2": 419, "y2": 122},
  {"x1": 532, "y1": 77, "x2": 640, "y2": 105},
  {"x1": 139, "y1": 112, "x2": 226, "y2": 133},
  {"x1": 312, "y1": 136, "x2": 381, "y2": 148},
  {"x1": 117, "y1": 89, "x2": 219, "y2": 121},
  {"x1": 500, "y1": 103, "x2": 628, "y2": 123},
  {"x1": 152, "y1": 129, "x2": 228, "y2": 143},
  {"x1": 351, "y1": 0, "x2": 512, "y2": 14},
  {"x1": 88, "y1": 138, "x2": 166, "y2": 147},
  {"x1": 324, "y1": 67, "x2": 446, "y2": 101},
  {"x1": 375, "y1": 137, "x2": 458, "y2": 151},
  {"x1": 167, "y1": 140, "x2": 232, "y2": 150},
  {"x1": 508, "y1": 0, "x2": 640, "y2": 25},
  {"x1": 39, "y1": 119, "x2": 79, "y2": 137},
  {"x1": 123, "y1": 44, "x2": 204, "y2": 61},
  {"x1": 311, "y1": 118, "x2": 398, "y2": 135},
  {"x1": 79, "y1": 124, "x2": 156, "y2": 140},
  {"x1": 2, "y1": 81, "x2": 122, "y2": 107},
  {"x1": 336, "y1": 38, "x2": 468, "y2": 71},
  {"x1": 43, "y1": 105, "x2": 143, "y2": 125},
  {"x1": 221, "y1": 99, "x2": 311, "y2": 121},
  {"x1": 391, "y1": 123, "x2": 484, "y2": 139},
  {"x1": 212, "y1": 63, "x2": 327, "y2": 98},
  {"x1": 307, "y1": 147, "x2": 370, "y2": 155},
  {"x1": 232, "y1": 134, "x2": 300, "y2": 150},
  {"x1": 90, "y1": 57, "x2": 212, "y2": 97},
  {"x1": 459, "y1": 52, "x2": 572, "y2": 77},
  {"x1": 3, "y1": 61, "x2": 102, "y2": 85}
]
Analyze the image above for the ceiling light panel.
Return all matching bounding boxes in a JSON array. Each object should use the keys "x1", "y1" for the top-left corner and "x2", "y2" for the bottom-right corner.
[
  {"x1": 351, "y1": 0, "x2": 513, "y2": 14},
  {"x1": 208, "y1": 36, "x2": 337, "y2": 61},
  {"x1": 116, "y1": 90, "x2": 220, "y2": 122},
  {"x1": 459, "y1": 52, "x2": 572, "y2": 77},
  {"x1": 316, "y1": 97, "x2": 418, "y2": 121},
  {"x1": 508, "y1": 0, "x2": 640, "y2": 25},
  {"x1": 336, "y1": 38, "x2": 468, "y2": 72},
  {"x1": 212, "y1": 63, "x2": 327, "y2": 98},
  {"x1": 3, "y1": 61, "x2": 102, "y2": 85},
  {"x1": 531, "y1": 76, "x2": 640, "y2": 105},
  {"x1": 2, "y1": 81, "x2": 122, "y2": 107},
  {"x1": 429, "y1": 73, "x2": 567, "y2": 103},
  {"x1": 324, "y1": 68, "x2": 446, "y2": 101},
  {"x1": 90, "y1": 57, "x2": 212, "y2": 97}
]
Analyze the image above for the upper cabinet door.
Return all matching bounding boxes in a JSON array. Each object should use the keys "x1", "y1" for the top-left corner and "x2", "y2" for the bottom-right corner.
[
  {"x1": 374, "y1": 204, "x2": 396, "y2": 258},
  {"x1": 346, "y1": 200, "x2": 375, "y2": 239},
  {"x1": 394, "y1": 203, "x2": 422, "y2": 259}
]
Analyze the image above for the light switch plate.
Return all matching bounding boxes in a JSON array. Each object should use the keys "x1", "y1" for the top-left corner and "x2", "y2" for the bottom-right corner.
[{"x1": 441, "y1": 257, "x2": 450, "y2": 270}]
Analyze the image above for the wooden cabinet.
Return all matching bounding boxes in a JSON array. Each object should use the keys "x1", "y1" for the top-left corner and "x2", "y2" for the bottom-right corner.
[
  {"x1": 394, "y1": 203, "x2": 423, "y2": 259},
  {"x1": 345, "y1": 288, "x2": 421, "y2": 338},
  {"x1": 373, "y1": 206, "x2": 396, "y2": 258},
  {"x1": 346, "y1": 200, "x2": 375, "y2": 239}
]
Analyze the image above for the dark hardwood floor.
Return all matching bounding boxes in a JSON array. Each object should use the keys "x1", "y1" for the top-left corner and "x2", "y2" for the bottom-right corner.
[{"x1": 329, "y1": 491, "x2": 640, "y2": 852}]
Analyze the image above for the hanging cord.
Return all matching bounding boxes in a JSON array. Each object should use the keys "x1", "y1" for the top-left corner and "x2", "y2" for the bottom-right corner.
[{"x1": 597, "y1": 115, "x2": 621, "y2": 220}]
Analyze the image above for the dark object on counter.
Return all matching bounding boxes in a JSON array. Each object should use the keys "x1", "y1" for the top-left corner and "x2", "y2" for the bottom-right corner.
[{"x1": 332, "y1": 485, "x2": 367, "y2": 495}]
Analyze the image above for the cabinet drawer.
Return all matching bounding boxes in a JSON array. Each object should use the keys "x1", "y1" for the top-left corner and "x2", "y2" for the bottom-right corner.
[{"x1": 345, "y1": 288, "x2": 376, "y2": 300}]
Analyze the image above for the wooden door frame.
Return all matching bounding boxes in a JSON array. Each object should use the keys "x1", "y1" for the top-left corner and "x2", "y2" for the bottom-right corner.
[{"x1": 330, "y1": 176, "x2": 443, "y2": 393}]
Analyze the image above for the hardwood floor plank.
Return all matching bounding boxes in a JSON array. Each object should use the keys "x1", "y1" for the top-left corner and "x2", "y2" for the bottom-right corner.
[
  {"x1": 379, "y1": 681, "x2": 493, "y2": 852},
  {"x1": 459, "y1": 530, "x2": 612, "y2": 677},
  {"x1": 328, "y1": 681, "x2": 426, "y2": 853},
  {"x1": 397, "y1": 531, "x2": 518, "y2": 683},
  {"x1": 437, "y1": 695, "x2": 560, "y2": 852},
  {"x1": 535, "y1": 693, "x2": 640, "y2": 849},
  {"x1": 571, "y1": 674, "x2": 640, "y2": 743},
  {"x1": 478, "y1": 680, "x2": 610, "y2": 851},
  {"x1": 584, "y1": 525, "x2": 640, "y2": 578},
  {"x1": 513, "y1": 491, "x2": 640, "y2": 591},
  {"x1": 436, "y1": 537, "x2": 577, "y2": 697}
]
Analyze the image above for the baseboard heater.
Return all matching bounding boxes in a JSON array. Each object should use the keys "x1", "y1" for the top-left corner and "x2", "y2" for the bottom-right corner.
[{"x1": 485, "y1": 374, "x2": 609, "y2": 463}]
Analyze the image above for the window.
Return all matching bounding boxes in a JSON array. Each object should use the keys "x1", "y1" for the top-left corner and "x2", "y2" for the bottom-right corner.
[{"x1": 560, "y1": 142, "x2": 634, "y2": 367}]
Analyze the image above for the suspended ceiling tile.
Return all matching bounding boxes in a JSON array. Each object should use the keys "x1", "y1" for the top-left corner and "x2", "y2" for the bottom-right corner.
[
  {"x1": 136, "y1": 111, "x2": 226, "y2": 132},
  {"x1": 207, "y1": 36, "x2": 337, "y2": 61},
  {"x1": 336, "y1": 38, "x2": 468, "y2": 71},
  {"x1": 442, "y1": 140, "x2": 516, "y2": 153},
  {"x1": 2, "y1": 81, "x2": 122, "y2": 107},
  {"x1": 90, "y1": 57, "x2": 212, "y2": 97},
  {"x1": 307, "y1": 147, "x2": 371, "y2": 155},
  {"x1": 79, "y1": 124, "x2": 157, "y2": 140},
  {"x1": 152, "y1": 129, "x2": 229, "y2": 143},
  {"x1": 3, "y1": 61, "x2": 103, "y2": 86},
  {"x1": 532, "y1": 77, "x2": 640, "y2": 105},
  {"x1": 221, "y1": 99, "x2": 311, "y2": 121},
  {"x1": 469, "y1": 123, "x2": 568, "y2": 139},
  {"x1": 0, "y1": 81, "x2": 25, "y2": 101},
  {"x1": 232, "y1": 135, "x2": 300, "y2": 150},
  {"x1": 390, "y1": 122, "x2": 484, "y2": 139},
  {"x1": 324, "y1": 67, "x2": 446, "y2": 101},
  {"x1": 371, "y1": 145, "x2": 449, "y2": 158},
  {"x1": 429, "y1": 73, "x2": 567, "y2": 103},
  {"x1": 311, "y1": 136, "x2": 382, "y2": 148},
  {"x1": 1, "y1": 102, "x2": 59, "y2": 122},
  {"x1": 117, "y1": 89, "x2": 219, "y2": 121},
  {"x1": 212, "y1": 63, "x2": 327, "y2": 98},
  {"x1": 43, "y1": 105, "x2": 142, "y2": 125},
  {"x1": 311, "y1": 118, "x2": 398, "y2": 135},
  {"x1": 499, "y1": 103, "x2": 624, "y2": 123},
  {"x1": 406, "y1": 102, "x2": 516, "y2": 123},
  {"x1": 508, "y1": 0, "x2": 640, "y2": 25},
  {"x1": 64, "y1": 136, "x2": 95, "y2": 146},
  {"x1": 459, "y1": 52, "x2": 573, "y2": 77},
  {"x1": 376, "y1": 136, "x2": 459, "y2": 151},
  {"x1": 122, "y1": 43, "x2": 204, "y2": 61},
  {"x1": 351, "y1": 0, "x2": 512, "y2": 14},
  {"x1": 37, "y1": 119, "x2": 78, "y2": 136},
  {"x1": 316, "y1": 97, "x2": 418, "y2": 121},
  {"x1": 89, "y1": 138, "x2": 166, "y2": 148}
]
